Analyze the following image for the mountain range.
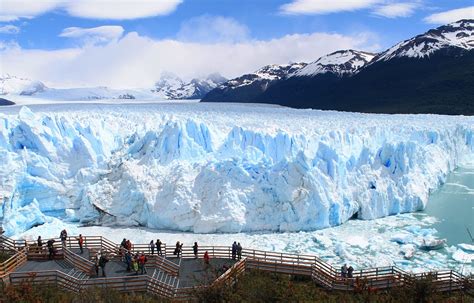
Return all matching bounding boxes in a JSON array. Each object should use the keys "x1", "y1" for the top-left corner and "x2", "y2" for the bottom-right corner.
[
  {"x1": 0, "y1": 73, "x2": 226, "y2": 104},
  {"x1": 202, "y1": 19, "x2": 474, "y2": 115}
]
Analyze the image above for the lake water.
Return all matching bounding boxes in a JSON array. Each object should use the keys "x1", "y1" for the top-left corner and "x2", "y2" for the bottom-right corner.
[{"x1": 423, "y1": 165, "x2": 474, "y2": 246}]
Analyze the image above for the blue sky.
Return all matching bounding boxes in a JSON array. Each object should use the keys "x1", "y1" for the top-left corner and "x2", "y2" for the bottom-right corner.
[{"x1": 0, "y1": 0, "x2": 472, "y2": 87}]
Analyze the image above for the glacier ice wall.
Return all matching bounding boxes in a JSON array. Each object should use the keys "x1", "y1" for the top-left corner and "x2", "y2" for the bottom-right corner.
[{"x1": 0, "y1": 104, "x2": 473, "y2": 236}]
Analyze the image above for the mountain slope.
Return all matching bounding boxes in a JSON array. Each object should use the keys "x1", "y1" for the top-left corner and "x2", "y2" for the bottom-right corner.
[
  {"x1": 258, "y1": 20, "x2": 473, "y2": 114},
  {"x1": 201, "y1": 63, "x2": 306, "y2": 102},
  {"x1": 291, "y1": 50, "x2": 375, "y2": 77},
  {"x1": 0, "y1": 75, "x2": 46, "y2": 96}
]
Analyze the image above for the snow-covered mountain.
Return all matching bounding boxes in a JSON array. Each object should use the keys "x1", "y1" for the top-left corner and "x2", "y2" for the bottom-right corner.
[
  {"x1": 201, "y1": 62, "x2": 306, "y2": 102},
  {"x1": 0, "y1": 75, "x2": 46, "y2": 96},
  {"x1": 376, "y1": 19, "x2": 473, "y2": 61},
  {"x1": 219, "y1": 62, "x2": 306, "y2": 90},
  {"x1": 291, "y1": 50, "x2": 375, "y2": 77},
  {"x1": 152, "y1": 73, "x2": 227, "y2": 100},
  {"x1": 0, "y1": 75, "x2": 159, "y2": 102},
  {"x1": 204, "y1": 19, "x2": 474, "y2": 114}
]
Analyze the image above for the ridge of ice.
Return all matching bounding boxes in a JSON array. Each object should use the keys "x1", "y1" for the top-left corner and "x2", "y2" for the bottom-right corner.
[{"x1": 0, "y1": 103, "x2": 473, "y2": 236}]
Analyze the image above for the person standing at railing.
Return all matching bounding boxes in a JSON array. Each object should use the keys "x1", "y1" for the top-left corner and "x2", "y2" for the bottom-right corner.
[
  {"x1": 156, "y1": 239, "x2": 162, "y2": 256},
  {"x1": 77, "y1": 234, "x2": 84, "y2": 254},
  {"x1": 174, "y1": 241, "x2": 180, "y2": 256},
  {"x1": 47, "y1": 239, "x2": 55, "y2": 260},
  {"x1": 60, "y1": 229, "x2": 67, "y2": 247},
  {"x1": 237, "y1": 242, "x2": 242, "y2": 260},
  {"x1": 126, "y1": 239, "x2": 132, "y2": 252},
  {"x1": 341, "y1": 264, "x2": 348, "y2": 278},
  {"x1": 120, "y1": 238, "x2": 127, "y2": 256},
  {"x1": 149, "y1": 240, "x2": 155, "y2": 255},
  {"x1": 348, "y1": 266, "x2": 354, "y2": 278},
  {"x1": 37, "y1": 236, "x2": 43, "y2": 254},
  {"x1": 232, "y1": 241, "x2": 237, "y2": 260},
  {"x1": 193, "y1": 242, "x2": 198, "y2": 258}
]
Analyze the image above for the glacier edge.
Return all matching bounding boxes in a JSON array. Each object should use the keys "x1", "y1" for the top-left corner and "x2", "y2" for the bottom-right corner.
[{"x1": 0, "y1": 104, "x2": 473, "y2": 236}]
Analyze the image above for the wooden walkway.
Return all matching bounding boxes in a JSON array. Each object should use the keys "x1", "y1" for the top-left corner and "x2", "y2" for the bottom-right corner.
[{"x1": 0, "y1": 232, "x2": 472, "y2": 301}]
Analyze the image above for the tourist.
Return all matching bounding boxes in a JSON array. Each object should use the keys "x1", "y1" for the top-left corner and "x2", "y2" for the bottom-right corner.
[
  {"x1": 139, "y1": 252, "x2": 148, "y2": 274},
  {"x1": 179, "y1": 243, "x2": 184, "y2": 257},
  {"x1": 47, "y1": 239, "x2": 55, "y2": 260},
  {"x1": 348, "y1": 266, "x2": 354, "y2": 278},
  {"x1": 156, "y1": 239, "x2": 162, "y2": 256},
  {"x1": 37, "y1": 236, "x2": 43, "y2": 254},
  {"x1": 132, "y1": 256, "x2": 139, "y2": 275},
  {"x1": 203, "y1": 251, "x2": 210, "y2": 266},
  {"x1": 174, "y1": 241, "x2": 180, "y2": 256},
  {"x1": 120, "y1": 238, "x2": 127, "y2": 255},
  {"x1": 95, "y1": 250, "x2": 102, "y2": 276},
  {"x1": 125, "y1": 250, "x2": 132, "y2": 272},
  {"x1": 126, "y1": 239, "x2": 132, "y2": 252},
  {"x1": 60, "y1": 229, "x2": 67, "y2": 247},
  {"x1": 237, "y1": 242, "x2": 242, "y2": 260},
  {"x1": 149, "y1": 240, "x2": 155, "y2": 255},
  {"x1": 231, "y1": 241, "x2": 237, "y2": 260},
  {"x1": 193, "y1": 242, "x2": 198, "y2": 258},
  {"x1": 341, "y1": 264, "x2": 348, "y2": 278},
  {"x1": 99, "y1": 254, "x2": 109, "y2": 277},
  {"x1": 77, "y1": 234, "x2": 84, "y2": 254}
]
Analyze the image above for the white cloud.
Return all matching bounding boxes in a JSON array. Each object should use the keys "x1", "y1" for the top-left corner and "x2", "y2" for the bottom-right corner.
[
  {"x1": 0, "y1": 0, "x2": 182, "y2": 21},
  {"x1": 0, "y1": 24, "x2": 20, "y2": 34},
  {"x1": 177, "y1": 15, "x2": 249, "y2": 43},
  {"x1": 59, "y1": 26, "x2": 124, "y2": 45},
  {"x1": 372, "y1": 3, "x2": 418, "y2": 18},
  {"x1": 0, "y1": 31, "x2": 380, "y2": 88},
  {"x1": 280, "y1": 0, "x2": 382, "y2": 15},
  {"x1": 0, "y1": 0, "x2": 64, "y2": 21},
  {"x1": 372, "y1": 2, "x2": 420, "y2": 18},
  {"x1": 423, "y1": 6, "x2": 474, "y2": 24},
  {"x1": 65, "y1": 0, "x2": 182, "y2": 20}
]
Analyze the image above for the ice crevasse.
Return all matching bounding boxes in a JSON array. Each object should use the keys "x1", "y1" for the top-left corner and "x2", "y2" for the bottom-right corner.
[{"x1": 0, "y1": 104, "x2": 473, "y2": 236}]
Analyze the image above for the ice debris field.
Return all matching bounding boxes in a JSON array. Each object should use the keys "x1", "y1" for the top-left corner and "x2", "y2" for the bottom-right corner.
[{"x1": 0, "y1": 102, "x2": 473, "y2": 273}]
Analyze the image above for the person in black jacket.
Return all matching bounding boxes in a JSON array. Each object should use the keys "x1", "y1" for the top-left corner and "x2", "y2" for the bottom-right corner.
[
  {"x1": 99, "y1": 254, "x2": 109, "y2": 277},
  {"x1": 193, "y1": 242, "x2": 198, "y2": 258}
]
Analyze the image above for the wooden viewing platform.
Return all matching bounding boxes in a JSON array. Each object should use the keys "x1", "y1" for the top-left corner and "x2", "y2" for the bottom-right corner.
[{"x1": 0, "y1": 232, "x2": 472, "y2": 301}]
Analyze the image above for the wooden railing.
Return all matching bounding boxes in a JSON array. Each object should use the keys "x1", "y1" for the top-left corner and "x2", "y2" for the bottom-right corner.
[
  {"x1": 150, "y1": 254, "x2": 180, "y2": 276},
  {"x1": 0, "y1": 247, "x2": 27, "y2": 279},
  {"x1": 63, "y1": 247, "x2": 95, "y2": 276},
  {"x1": 2, "y1": 233, "x2": 472, "y2": 297},
  {"x1": 212, "y1": 257, "x2": 247, "y2": 287}
]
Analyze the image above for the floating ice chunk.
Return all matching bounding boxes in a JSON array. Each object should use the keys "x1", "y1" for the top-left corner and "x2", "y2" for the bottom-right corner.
[
  {"x1": 452, "y1": 249, "x2": 474, "y2": 263},
  {"x1": 390, "y1": 232, "x2": 413, "y2": 244},
  {"x1": 458, "y1": 243, "x2": 474, "y2": 252},
  {"x1": 345, "y1": 235, "x2": 369, "y2": 249}
]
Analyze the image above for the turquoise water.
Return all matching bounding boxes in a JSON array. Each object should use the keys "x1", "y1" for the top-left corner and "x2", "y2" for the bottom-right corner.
[{"x1": 423, "y1": 166, "x2": 474, "y2": 246}]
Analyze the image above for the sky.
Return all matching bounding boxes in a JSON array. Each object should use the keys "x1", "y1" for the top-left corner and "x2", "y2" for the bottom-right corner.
[{"x1": 0, "y1": 0, "x2": 472, "y2": 88}]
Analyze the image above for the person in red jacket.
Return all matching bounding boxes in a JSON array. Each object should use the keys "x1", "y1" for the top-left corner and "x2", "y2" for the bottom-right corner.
[
  {"x1": 203, "y1": 251, "x2": 210, "y2": 266},
  {"x1": 77, "y1": 234, "x2": 84, "y2": 254},
  {"x1": 138, "y1": 253, "x2": 148, "y2": 274}
]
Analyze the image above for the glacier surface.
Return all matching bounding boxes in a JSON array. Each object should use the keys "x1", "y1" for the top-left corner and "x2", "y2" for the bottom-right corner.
[{"x1": 0, "y1": 102, "x2": 473, "y2": 236}]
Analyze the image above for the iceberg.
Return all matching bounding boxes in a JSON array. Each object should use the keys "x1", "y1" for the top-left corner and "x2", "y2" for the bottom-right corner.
[{"x1": 0, "y1": 103, "x2": 473, "y2": 236}]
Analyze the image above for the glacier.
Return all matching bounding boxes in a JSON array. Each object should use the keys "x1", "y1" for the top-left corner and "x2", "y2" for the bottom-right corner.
[{"x1": 0, "y1": 102, "x2": 473, "y2": 237}]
